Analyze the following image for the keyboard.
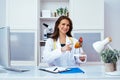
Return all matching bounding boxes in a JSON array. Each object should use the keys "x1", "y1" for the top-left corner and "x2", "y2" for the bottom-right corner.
[
  {"x1": 4, "y1": 67, "x2": 29, "y2": 72},
  {"x1": 0, "y1": 69, "x2": 7, "y2": 73}
]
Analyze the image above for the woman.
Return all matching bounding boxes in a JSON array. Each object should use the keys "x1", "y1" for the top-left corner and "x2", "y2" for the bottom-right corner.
[{"x1": 43, "y1": 16, "x2": 87, "y2": 67}]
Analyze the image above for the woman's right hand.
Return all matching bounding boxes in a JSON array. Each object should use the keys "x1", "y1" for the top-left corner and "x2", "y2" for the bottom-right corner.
[{"x1": 61, "y1": 44, "x2": 72, "y2": 52}]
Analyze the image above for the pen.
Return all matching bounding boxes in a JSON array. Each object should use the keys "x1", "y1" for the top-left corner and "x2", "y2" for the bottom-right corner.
[{"x1": 53, "y1": 68, "x2": 58, "y2": 71}]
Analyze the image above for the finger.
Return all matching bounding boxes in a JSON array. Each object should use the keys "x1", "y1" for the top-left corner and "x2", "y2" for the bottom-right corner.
[
  {"x1": 67, "y1": 47, "x2": 72, "y2": 51},
  {"x1": 66, "y1": 44, "x2": 72, "y2": 48}
]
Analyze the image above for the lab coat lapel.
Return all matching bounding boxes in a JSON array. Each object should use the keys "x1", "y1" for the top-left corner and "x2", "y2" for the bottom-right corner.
[
  {"x1": 56, "y1": 38, "x2": 61, "y2": 48},
  {"x1": 56, "y1": 36, "x2": 71, "y2": 48},
  {"x1": 66, "y1": 36, "x2": 71, "y2": 45}
]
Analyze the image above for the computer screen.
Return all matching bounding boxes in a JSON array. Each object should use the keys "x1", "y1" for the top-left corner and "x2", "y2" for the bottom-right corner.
[
  {"x1": 0, "y1": 27, "x2": 10, "y2": 68},
  {"x1": 0, "y1": 27, "x2": 30, "y2": 72}
]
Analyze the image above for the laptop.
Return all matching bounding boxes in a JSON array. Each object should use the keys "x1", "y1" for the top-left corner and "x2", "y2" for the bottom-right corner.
[{"x1": 0, "y1": 27, "x2": 30, "y2": 72}]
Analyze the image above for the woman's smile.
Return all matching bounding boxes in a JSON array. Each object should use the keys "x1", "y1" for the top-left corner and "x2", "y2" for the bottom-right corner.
[{"x1": 58, "y1": 19, "x2": 70, "y2": 34}]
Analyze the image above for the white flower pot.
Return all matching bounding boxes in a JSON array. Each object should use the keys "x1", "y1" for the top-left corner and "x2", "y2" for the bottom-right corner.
[{"x1": 104, "y1": 63, "x2": 117, "y2": 72}]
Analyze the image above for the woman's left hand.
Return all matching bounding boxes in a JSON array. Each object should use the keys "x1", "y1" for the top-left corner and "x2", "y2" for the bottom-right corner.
[{"x1": 79, "y1": 54, "x2": 87, "y2": 62}]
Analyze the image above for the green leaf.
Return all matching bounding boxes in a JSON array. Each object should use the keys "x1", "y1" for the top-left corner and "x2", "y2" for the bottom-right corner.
[{"x1": 100, "y1": 48, "x2": 120, "y2": 63}]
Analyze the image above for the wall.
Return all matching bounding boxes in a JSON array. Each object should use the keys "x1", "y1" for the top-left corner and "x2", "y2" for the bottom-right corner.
[
  {"x1": 104, "y1": 0, "x2": 120, "y2": 50},
  {"x1": 0, "y1": 0, "x2": 6, "y2": 26}
]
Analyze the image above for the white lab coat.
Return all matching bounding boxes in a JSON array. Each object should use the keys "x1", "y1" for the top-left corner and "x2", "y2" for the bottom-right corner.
[{"x1": 43, "y1": 36, "x2": 86, "y2": 67}]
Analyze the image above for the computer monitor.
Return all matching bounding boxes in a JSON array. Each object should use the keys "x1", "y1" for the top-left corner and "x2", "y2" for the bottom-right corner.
[{"x1": 0, "y1": 27, "x2": 10, "y2": 68}]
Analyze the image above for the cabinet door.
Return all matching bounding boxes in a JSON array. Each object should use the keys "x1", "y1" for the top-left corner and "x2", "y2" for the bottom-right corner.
[
  {"x1": 0, "y1": 0, "x2": 6, "y2": 26},
  {"x1": 70, "y1": 0, "x2": 104, "y2": 30},
  {"x1": 72, "y1": 30, "x2": 104, "y2": 62},
  {"x1": 8, "y1": 0, "x2": 38, "y2": 30},
  {"x1": 10, "y1": 30, "x2": 37, "y2": 65}
]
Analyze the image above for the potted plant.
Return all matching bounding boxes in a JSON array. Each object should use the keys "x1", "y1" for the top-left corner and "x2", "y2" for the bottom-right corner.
[
  {"x1": 63, "y1": 7, "x2": 68, "y2": 16},
  {"x1": 100, "y1": 48, "x2": 120, "y2": 72},
  {"x1": 56, "y1": 7, "x2": 69, "y2": 16},
  {"x1": 56, "y1": 8, "x2": 63, "y2": 16}
]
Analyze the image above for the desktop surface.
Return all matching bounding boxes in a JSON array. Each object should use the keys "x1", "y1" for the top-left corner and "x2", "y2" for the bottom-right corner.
[{"x1": 0, "y1": 64, "x2": 120, "y2": 80}]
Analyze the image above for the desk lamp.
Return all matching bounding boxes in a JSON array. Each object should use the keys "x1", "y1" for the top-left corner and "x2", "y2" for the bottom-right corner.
[{"x1": 93, "y1": 37, "x2": 120, "y2": 76}]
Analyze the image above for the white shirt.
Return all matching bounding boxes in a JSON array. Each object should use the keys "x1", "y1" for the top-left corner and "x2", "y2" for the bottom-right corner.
[{"x1": 43, "y1": 36, "x2": 86, "y2": 67}]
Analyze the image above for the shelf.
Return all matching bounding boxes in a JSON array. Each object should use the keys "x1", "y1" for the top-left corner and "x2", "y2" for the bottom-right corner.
[
  {"x1": 40, "y1": 40, "x2": 46, "y2": 43},
  {"x1": 40, "y1": 17, "x2": 58, "y2": 21},
  {"x1": 40, "y1": 40, "x2": 46, "y2": 46},
  {"x1": 41, "y1": 0, "x2": 69, "y2": 2}
]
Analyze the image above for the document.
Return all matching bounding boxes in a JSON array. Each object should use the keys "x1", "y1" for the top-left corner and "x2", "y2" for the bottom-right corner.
[
  {"x1": 39, "y1": 66, "x2": 85, "y2": 74},
  {"x1": 39, "y1": 66, "x2": 69, "y2": 73}
]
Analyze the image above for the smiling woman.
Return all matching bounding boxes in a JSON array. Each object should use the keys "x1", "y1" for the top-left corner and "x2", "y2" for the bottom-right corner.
[{"x1": 42, "y1": 16, "x2": 87, "y2": 67}]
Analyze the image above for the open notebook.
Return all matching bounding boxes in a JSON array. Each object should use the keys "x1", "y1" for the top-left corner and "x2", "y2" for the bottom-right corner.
[
  {"x1": 39, "y1": 66, "x2": 69, "y2": 73},
  {"x1": 39, "y1": 66, "x2": 85, "y2": 74}
]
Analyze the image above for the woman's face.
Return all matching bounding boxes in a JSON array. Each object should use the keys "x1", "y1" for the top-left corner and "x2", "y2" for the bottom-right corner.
[{"x1": 58, "y1": 19, "x2": 70, "y2": 35}]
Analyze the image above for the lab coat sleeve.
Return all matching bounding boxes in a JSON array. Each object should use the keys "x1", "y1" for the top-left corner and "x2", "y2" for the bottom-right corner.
[
  {"x1": 75, "y1": 48, "x2": 87, "y2": 63},
  {"x1": 42, "y1": 38, "x2": 62, "y2": 64}
]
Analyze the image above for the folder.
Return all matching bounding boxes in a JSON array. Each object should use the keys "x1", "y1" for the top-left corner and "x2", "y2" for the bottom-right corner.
[{"x1": 59, "y1": 67, "x2": 85, "y2": 74}]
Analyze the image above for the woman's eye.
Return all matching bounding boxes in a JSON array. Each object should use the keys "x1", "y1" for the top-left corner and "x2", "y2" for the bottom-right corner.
[
  {"x1": 67, "y1": 24, "x2": 70, "y2": 27},
  {"x1": 62, "y1": 23, "x2": 70, "y2": 26},
  {"x1": 62, "y1": 23, "x2": 65, "y2": 25}
]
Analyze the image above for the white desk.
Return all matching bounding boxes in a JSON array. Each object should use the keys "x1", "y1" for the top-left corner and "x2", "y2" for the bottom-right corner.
[{"x1": 0, "y1": 64, "x2": 120, "y2": 80}]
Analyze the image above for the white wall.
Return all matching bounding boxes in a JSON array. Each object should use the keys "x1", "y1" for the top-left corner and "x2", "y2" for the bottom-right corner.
[
  {"x1": 104, "y1": 0, "x2": 120, "y2": 50},
  {"x1": 0, "y1": 0, "x2": 6, "y2": 26}
]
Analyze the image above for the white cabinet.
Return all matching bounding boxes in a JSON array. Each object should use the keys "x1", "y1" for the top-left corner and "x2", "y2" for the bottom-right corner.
[
  {"x1": 0, "y1": 0, "x2": 39, "y2": 66},
  {"x1": 69, "y1": 0, "x2": 104, "y2": 62},
  {"x1": 0, "y1": 0, "x2": 9, "y2": 27},
  {"x1": 70, "y1": 0, "x2": 104, "y2": 30},
  {"x1": 7, "y1": 0, "x2": 38, "y2": 30},
  {"x1": 8, "y1": 0, "x2": 38, "y2": 66}
]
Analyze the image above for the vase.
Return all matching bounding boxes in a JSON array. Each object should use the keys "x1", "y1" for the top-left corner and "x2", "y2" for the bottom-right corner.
[{"x1": 104, "y1": 63, "x2": 117, "y2": 72}]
